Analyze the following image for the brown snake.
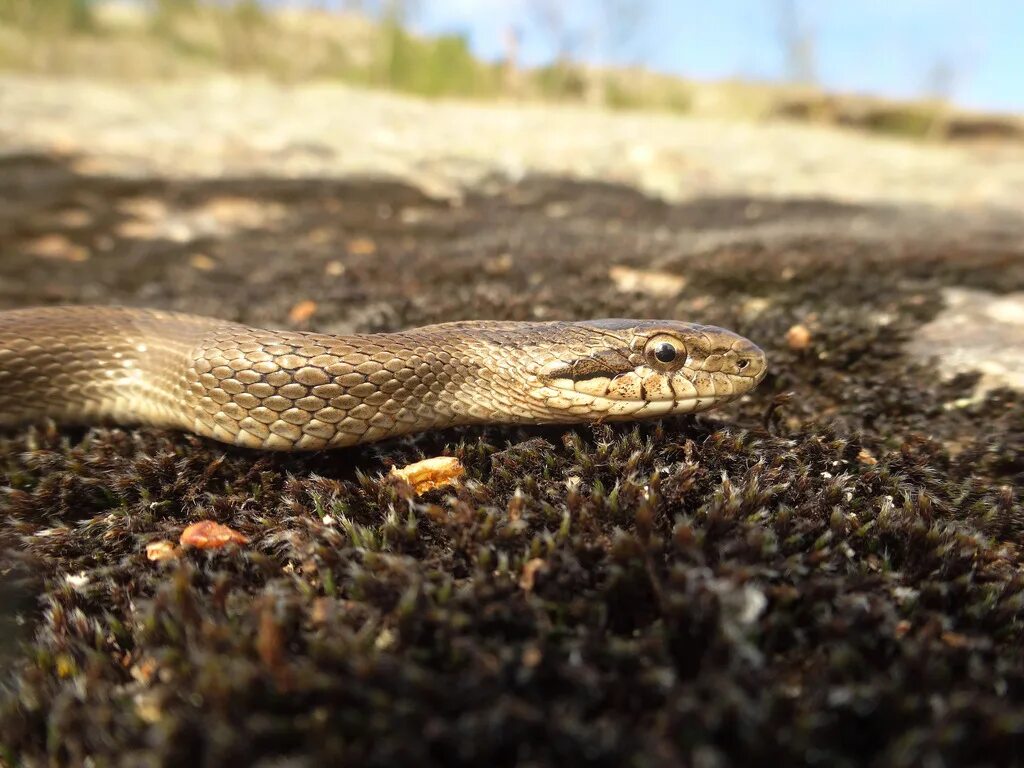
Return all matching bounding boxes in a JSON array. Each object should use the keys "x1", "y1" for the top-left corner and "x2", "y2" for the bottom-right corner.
[{"x1": 0, "y1": 306, "x2": 767, "y2": 450}]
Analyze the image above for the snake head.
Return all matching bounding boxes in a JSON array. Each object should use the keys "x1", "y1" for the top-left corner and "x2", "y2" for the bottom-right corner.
[{"x1": 532, "y1": 319, "x2": 767, "y2": 421}]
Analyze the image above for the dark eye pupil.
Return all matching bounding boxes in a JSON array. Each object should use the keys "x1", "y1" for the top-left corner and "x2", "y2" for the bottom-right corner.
[{"x1": 654, "y1": 342, "x2": 677, "y2": 363}]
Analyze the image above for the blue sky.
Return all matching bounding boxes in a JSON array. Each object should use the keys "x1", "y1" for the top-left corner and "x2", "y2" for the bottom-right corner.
[{"x1": 400, "y1": 0, "x2": 1024, "y2": 113}]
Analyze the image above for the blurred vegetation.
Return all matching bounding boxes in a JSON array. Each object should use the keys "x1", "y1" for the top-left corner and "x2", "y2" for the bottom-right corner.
[
  {"x1": 769, "y1": 93, "x2": 954, "y2": 141},
  {"x1": 603, "y1": 74, "x2": 693, "y2": 113},
  {"x1": 851, "y1": 103, "x2": 949, "y2": 140},
  {"x1": 0, "y1": 0, "x2": 94, "y2": 33},
  {"x1": 0, "y1": 0, "x2": 1017, "y2": 140},
  {"x1": 371, "y1": 17, "x2": 503, "y2": 98},
  {"x1": 0, "y1": 0, "x2": 700, "y2": 115}
]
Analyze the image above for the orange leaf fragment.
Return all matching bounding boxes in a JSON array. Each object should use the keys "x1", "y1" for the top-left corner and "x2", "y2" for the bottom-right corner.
[
  {"x1": 189, "y1": 253, "x2": 217, "y2": 271},
  {"x1": 388, "y1": 456, "x2": 465, "y2": 495},
  {"x1": 180, "y1": 520, "x2": 248, "y2": 550},
  {"x1": 857, "y1": 448, "x2": 878, "y2": 466},
  {"x1": 288, "y1": 300, "x2": 318, "y2": 323},
  {"x1": 347, "y1": 236, "x2": 377, "y2": 255}
]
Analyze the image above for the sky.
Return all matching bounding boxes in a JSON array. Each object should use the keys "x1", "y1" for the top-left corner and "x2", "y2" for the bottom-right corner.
[{"x1": 396, "y1": 0, "x2": 1024, "y2": 113}]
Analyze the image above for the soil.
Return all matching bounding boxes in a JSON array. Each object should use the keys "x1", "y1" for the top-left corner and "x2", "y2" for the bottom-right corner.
[{"x1": 0, "y1": 149, "x2": 1023, "y2": 767}]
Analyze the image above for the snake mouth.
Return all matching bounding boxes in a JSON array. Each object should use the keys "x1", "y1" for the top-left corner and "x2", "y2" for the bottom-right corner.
[
  {"x1": 529, "y1": 382, "x2": 729, "y2": 420},
  {"x1": 533, "y1": 369, "x2": 761, "y2": 419}
]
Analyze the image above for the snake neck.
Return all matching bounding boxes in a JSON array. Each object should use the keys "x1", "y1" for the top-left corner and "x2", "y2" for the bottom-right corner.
[{"x1": 181, "y1": 323, "x2": 543, "y2": 450}]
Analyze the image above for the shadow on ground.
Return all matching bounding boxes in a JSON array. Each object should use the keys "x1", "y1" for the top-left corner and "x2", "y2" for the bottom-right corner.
[{"x1": 0, "y1": 153, "x2": 1022, "y2": 766}]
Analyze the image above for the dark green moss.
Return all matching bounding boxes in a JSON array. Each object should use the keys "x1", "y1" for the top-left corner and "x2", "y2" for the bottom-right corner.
[{"x1": 0, "y1": 154, "x2": 1022, "y2": 766}]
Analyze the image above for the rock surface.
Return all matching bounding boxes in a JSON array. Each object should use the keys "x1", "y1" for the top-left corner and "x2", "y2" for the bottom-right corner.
[
  {"x1": 2, "y1": 76, "x2": 1024, "y2": 210},
  {"x1": 907, "y1": 288, "x2": 1024, "y2": 398}
]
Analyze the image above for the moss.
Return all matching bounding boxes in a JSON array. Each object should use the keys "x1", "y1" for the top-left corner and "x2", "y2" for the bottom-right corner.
[{"x1": 0, "y1": 156, "x2": 1022, "y2": 764}]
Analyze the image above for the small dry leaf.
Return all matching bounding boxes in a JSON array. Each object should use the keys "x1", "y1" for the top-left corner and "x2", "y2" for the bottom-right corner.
[
  {"x1": 857, "y1": 448, "x2": 878, "y2": 466},
  {"x1": 324, "y1": 260, "x2": 346, "y2": 276},
  {"x1": 389, "y1": 456, "x2": 464, "y2": 495},
  {"x1": 609, "y1": 266, "x2": 686, "y2": 297},
  {"x1": 289, "y1": 300, "x2": 318, "y2": 323},
  {"x1": 519, "y1": 557, "x2": 547, "y2": 591},
  {"x1": 145, "y1": 540, "x2": 179, "y2": 562},
  {"x1": 25, "y1": 234, "x2": 89, "y2": 262},
  {"x1": 189, "y1": 253, "x2": 217, "y2": 271},
  {"x1": 347, "y1": 237, "x2": 377, "y2": 255},
  {"x1": 180, "y1": 520, "x2": 248, "y2": 550},
  {"x1": 786, "y1": 324, "x2": 813, "y2": 350}
]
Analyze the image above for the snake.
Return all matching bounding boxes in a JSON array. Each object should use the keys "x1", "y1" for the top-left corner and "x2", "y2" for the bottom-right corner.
[{"x1": 0, "y1": 306, "x2": 767, "y2": 450}]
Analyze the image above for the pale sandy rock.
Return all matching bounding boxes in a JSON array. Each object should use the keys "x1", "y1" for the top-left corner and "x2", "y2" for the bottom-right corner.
[
  {"x1": 1, "y1": 76, "x2": 1022, "y2": 212},
  {"x1": 906, "y1": 288, "x2": 1024, "y2": 398}
]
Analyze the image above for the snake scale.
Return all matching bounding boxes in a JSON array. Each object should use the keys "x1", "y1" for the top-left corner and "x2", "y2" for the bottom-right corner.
[{"x1": 0, "y1": 306, "x2": 767, "y2": 450}]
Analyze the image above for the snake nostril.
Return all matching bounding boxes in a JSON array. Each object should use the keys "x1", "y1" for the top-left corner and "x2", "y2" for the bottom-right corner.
[{"x1": 737, "y1": 359, "x2": 749, "y2": 370}]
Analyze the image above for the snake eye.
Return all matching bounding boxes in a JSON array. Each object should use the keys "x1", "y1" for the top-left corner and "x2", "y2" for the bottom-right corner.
[
  {"x1": 644, "y1": 334, "x2": 685, "y2": 369},
  {"x1": 654, "y1": 342, "x2": 676, "y2": 363}
]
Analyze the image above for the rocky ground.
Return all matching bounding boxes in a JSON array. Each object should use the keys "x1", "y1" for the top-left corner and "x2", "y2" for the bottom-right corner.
[
  {"x1": 4, "y1": 76, "x2": 1024, "y2": 209},
  {"x1": 0, "y1": 79, "x2": 1022, "y2": 766}
]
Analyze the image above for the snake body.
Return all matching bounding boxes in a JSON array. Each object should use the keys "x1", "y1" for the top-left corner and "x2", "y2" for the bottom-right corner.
[{"x1": 0, "y1": 306, "x2": 767, "y2": 450}]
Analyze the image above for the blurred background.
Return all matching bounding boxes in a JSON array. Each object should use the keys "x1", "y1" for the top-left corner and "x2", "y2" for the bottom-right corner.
[{"x1": 0, "y1": 0, "x2": 1022, "y2": 138}]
